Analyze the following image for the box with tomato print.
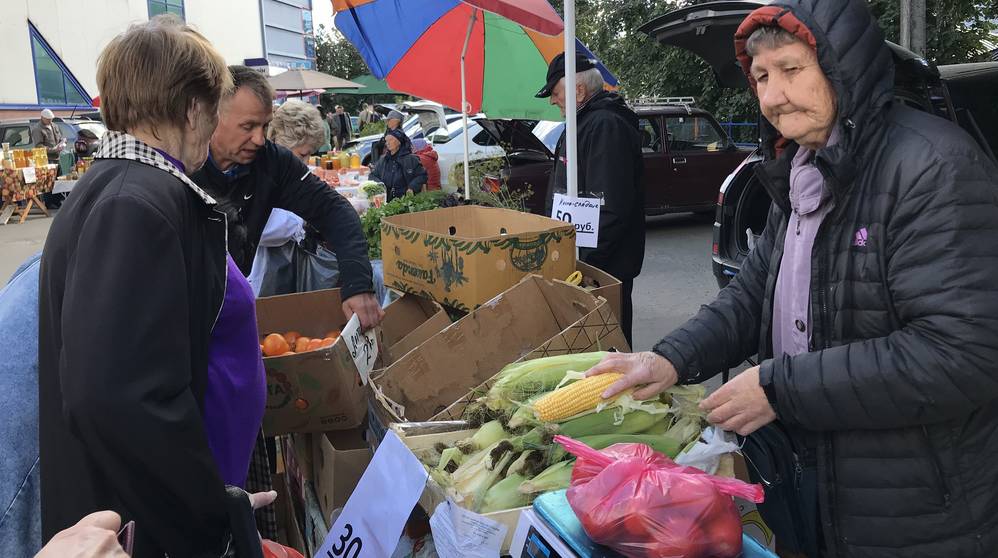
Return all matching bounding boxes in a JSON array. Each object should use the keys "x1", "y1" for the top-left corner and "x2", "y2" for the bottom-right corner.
[{"x1": 257, "y1": 290, "x2": 450, "y2": 434}]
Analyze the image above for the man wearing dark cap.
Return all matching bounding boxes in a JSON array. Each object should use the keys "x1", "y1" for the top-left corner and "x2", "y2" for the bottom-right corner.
[{"x1": 539, "y1": 51, "x2": 644, "y2": 346}]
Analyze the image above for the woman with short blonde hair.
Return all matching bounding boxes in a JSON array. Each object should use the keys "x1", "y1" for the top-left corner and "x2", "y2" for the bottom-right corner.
[
  {"x1": 267, "y1": 100, "x2": 326, "y2": 161},
  {"x1": 39, "y1": 15, "x2": 271, "y2": 557}
]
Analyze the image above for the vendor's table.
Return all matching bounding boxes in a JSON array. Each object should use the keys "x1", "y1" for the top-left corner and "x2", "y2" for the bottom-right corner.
[{"x1": 0, "y1": 166, "x2": 56, "y2": 224}]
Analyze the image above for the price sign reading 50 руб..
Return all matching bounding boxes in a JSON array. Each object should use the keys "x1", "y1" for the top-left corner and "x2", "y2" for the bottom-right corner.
[{"x1": 552, "y1": 193, "x2": 601, "y2": 248}]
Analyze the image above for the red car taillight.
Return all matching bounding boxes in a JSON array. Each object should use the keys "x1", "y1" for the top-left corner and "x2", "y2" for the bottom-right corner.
[
  {"x1": 717, "y1": 192, "x2": 724, "y2": 206},
  {"x1": 712, "y1": 242, "x2": 719, "y2": 256},
  {"x1": 483, "y1": 175, "x2": 501, "y2": 193}
]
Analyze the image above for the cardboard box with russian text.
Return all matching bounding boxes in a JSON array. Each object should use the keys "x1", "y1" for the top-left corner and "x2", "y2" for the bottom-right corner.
[
  {"x1": 258, "y1": 291, "x2": 449, "y2": 434},
  {"x1": 381, "y1": 206, "x2": 576, "y2": 312},
  {"x1": 368, "y1": 275, "x2": 630, "y2": 439}
]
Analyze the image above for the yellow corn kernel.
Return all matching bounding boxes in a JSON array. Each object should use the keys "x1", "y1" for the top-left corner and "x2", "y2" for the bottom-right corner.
[{"x1": 534, "y1": 373, "x2": 624, "y2": 422}]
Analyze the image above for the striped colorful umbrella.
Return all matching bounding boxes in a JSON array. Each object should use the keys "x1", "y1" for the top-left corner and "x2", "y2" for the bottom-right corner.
[{"x1": 332, "y1": 0, "x2": 618, "y2": 121}]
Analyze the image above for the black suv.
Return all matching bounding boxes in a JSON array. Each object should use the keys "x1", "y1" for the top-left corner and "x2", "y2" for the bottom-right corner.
[{"x1": 641, "y1": 1, "x2": 998, "y2": 288}]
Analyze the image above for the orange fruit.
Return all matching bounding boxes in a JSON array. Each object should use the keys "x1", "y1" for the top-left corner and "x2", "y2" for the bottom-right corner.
[
  {"x1": 262, "y1": 333, "x2": 290, "y2": 357},
  {"x1": 326, "y1": 329, "x2": 341, "y2": 340},
  {"x1": 320, "y1": 337, "x2": 336, "y2": 348},
  {"x1": 294, "y1": 337, "x2": 312, "y2": 352},
  {"x1": 280, "y1": 351, "x2": 295, "y2": 356},
  {"x1": 306, "y1": 338, "x2": 323, "y2": 352},
  {"x1": 284, "y1": 331, "x2": 301, "y2": 347},
  {"x1": 294, "y1": 398, "x2": 309, "y2": 411}
]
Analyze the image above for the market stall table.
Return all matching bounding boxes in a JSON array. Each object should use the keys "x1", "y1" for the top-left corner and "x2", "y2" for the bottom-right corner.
[{"x1": 0, "y1": 166, "x2": 56, "y2": 224}]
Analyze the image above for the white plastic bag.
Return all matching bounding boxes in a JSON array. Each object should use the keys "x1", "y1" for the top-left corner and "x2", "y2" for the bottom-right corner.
[{"x1": 675, "y1": 426, "x2": 741, "y2": 475}]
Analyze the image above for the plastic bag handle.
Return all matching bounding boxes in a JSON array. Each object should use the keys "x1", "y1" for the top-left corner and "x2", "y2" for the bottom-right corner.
[
  {"x1": 707, "y1": 475, "x2": 765, "y2": 503},
  {"x1": 554, "y1": 435, "x2": 615, "y2": 468}
]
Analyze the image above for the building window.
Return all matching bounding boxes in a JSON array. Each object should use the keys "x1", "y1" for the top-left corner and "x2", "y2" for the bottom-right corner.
[
  {"x1": 29, "y1": 22, "x2": 89, "y2": 107},
  {"x1": 148, "y1": 0, "x2": 185, "y2": 20}
]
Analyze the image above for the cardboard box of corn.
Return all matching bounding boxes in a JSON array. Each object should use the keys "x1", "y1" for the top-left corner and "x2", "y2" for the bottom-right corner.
[{"x1": 395, "y1": 351, "x2": 720, "y2": 551}]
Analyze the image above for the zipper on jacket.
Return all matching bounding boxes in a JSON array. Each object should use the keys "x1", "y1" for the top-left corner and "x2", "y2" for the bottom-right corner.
[
  {"x1": 208, "y1": 208, "x2": 229, "y2": 331},
  {"x1": 921, "y1": 426, "x2": 953, "y2": 508},
  {"x1": 793, "y1": 452, "x2": 804, "y2": 492}
]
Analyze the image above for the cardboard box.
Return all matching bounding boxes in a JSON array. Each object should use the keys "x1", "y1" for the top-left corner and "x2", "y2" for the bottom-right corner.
[
  {"x1": 576, "y1": 261, "x2": 622, "y2": 324},
  {"x1": 381, "y1": 206, "x2": 577, "y2": 312},
  {"x1": 281, "y1": 433, "x2": 314, "y2": 514},
  {"x1": 312, "y1": 428, "x2": 373, "y2": 527},
  {"x1": 259, "y1": 291, "x2": 449, "y2": 434},
  {"x1": 400, "y1": 428, "x2": 527, "y2": 552},
  {"x1": 368, "y1": 276, "x2": 630, "y2": 438}
]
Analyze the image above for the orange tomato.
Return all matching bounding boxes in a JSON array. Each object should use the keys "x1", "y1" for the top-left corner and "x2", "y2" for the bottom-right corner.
[
  {"x1": 320, "y1": 337, "x2": 336, "y2": 348},
  {"x1": 280, "y1": 351, "x2": 295, "y2": 356},
  {"x1": 284, "y1": 331, "x2": 301, "y2": 347},
  {"x1": 306, "y1": 338, "x2": 323, "y2": 352},
  {"x1": 325, "y1": 329, "x2": 341, "y2": 340},
  {"x1": 294, "y1": 398, "x2": 309, "y2": 411},
  {"x1": 262, "y1": 333, "x2": 290, "y2": 357},
  {"x1": 294, "y1": 337, "x2": 312, "y2": 352}
]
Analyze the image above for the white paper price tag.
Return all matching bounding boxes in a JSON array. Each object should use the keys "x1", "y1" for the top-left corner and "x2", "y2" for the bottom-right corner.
[
  {"x1": 430, "y1": 500, "x2": 507, "y2": 558},
  {"x1": 551, "y1": 193, "x2": 601, "y2": 248},
  {"x1": 21, "y1": 166, "x2": 37, "y2": 184},
  {"x1": 318, "y1": 431, "x2": 428, "y2": 558},
  {"x1": 341, "y1": 313, "x2": 378, "y2": 385}
]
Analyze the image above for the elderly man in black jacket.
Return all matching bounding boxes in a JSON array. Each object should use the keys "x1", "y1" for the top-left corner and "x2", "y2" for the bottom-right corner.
[
  {"x1": 587, "y1": 1, "x2": 998, "y2": 556},
  {"x1": 539, "y1": 51, "x2": 645, "y2": 345},
  {"x1": 192, "y1": 66, "x2": 382, "y2": 329}
]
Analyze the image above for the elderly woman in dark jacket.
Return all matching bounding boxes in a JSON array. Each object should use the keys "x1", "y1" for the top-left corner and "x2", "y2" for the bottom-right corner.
[
  {"x1": 38, "y1": 15, "x2": 270, "y2": 558},
  {"x1": 370, "y1": 128, "x2": 427, "y2": 200}
]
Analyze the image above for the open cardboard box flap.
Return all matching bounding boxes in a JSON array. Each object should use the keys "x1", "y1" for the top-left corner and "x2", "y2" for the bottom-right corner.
[{"x1": 369, "y1": 276, "x2": 630, "y2": 431}]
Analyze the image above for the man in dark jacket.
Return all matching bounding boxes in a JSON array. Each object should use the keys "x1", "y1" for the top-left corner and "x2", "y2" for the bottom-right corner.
[
  {"x1": 587, "y1": 1, "x2": 998, "y2": 556},
  {"x1": 539, "y1": 51, "x2": 644, "y2": 345},
  {"x1": 192, "y1": 66, "x2": 382, "y2": 329}
]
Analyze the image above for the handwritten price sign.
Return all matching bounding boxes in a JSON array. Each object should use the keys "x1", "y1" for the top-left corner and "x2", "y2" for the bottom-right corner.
[
  {"x1": 552, "y1": 194, "x2": 601, "y2": 248},
  {"x1": 341, "y1": 313, "x2": 379, "y2": 385}
]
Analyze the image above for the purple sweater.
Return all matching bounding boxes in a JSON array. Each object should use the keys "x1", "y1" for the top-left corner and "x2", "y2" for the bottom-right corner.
[
  {"x1": 771, "y1": 127, "x2": 839, "y2": 357},
  {"x1": 203, "y1": 255, "x2": 267, "y2": 487}
]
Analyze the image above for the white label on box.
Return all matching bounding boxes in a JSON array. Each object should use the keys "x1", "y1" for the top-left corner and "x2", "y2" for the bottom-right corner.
[
  {"x1": 318, "y1": 431, "x2": 428, "y2": 558},
  {"x1": 430, "y1": 500, "x2": 507, "y2": 558},
  {"x1": 551, "y1": 194, "x2": 601, "y2": 248},
  {"x1": 21, "y1": 166, "x2": 37, "y2": 184},
  {"x1": 342, "y1": 313, "x2": 379, "y2": 385}
]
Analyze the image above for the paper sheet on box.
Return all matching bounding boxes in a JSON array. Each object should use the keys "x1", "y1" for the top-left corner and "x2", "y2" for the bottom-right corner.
[
  {"x1": 317, "y1": 431, "x2": 427, "y2": 558},
  {"x1": 429, "y1": 500, "x2": 507, "y2": 558}
]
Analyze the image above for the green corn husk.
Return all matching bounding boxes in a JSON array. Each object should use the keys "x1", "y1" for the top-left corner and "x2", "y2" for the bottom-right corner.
[
  {"x1": 456, "y1": 420, "x2": 508, "y2": 454},
  {"x1": 507, "y1": 394, "x2": 544, "y2": 429},
  {"x1": 483, "y1": 352, "x2": 608, "y2": 415},
  {"x1": 557, "y1": 406, "x2": 667, "y2": 438},
  {"x1": 480, "y1": 473, "x2": 531, "y2": 513},
  {"x1": 470, "y1": 451, "x2": 515, "y2": 511},
  {"x1": 437, "y1": 447, "x2": 464, "y2": 472},
  {"x1": 642, "y1": 415, "x2": 675, "y2": 435},
  {"x1": 451, "y1": 440, "x2": 504, "y2": 498},
  {"x1": 518, "y1": 460, "x2": 574, "y2": 495},
  {"x1": 664, "y1": 385, "x2": 708, "y2": 447}
]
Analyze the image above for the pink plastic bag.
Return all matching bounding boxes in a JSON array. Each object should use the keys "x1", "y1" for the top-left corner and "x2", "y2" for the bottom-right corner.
[{"x1": 555, "y1": 435, "x2": 764, "y2": 558}]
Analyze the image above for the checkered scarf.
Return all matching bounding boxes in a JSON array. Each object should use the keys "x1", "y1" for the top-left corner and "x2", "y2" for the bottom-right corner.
[{"x1": 95, "y1": 130, "x2": 216, "y2": 205}]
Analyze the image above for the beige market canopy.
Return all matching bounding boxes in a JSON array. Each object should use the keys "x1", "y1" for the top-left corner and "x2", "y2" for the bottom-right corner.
[{"x1": 267, "y1": 69, "x2": 364, "y2": 91}]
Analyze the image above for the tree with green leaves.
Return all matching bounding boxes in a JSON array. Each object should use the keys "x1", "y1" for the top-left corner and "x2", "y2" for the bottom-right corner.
[{"x1": 314, "y1": 24, "x2": 371, "y2": 113}]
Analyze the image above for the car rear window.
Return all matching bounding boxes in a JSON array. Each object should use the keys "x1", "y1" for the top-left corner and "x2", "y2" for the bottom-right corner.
[
  {"x1": 1, "y1": 126, "x2": 32, "y2": 148},
  {"x1": 666, "y1": 116, "x2": 729, "y2": 152}
]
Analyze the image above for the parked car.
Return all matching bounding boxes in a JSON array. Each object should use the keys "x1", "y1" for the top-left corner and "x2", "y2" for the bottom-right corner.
[
  {"x1": 344, "y1": 101, "x2": 458, "y2": 165},
  {"x1": 0, "y1": 117, "x2": 106, "y2": 158},
  {"x1": 424, "y1": 116, "x2": 506, "y2": 188},
  {"x1": 640, "y1": 0, "x2": 998, "y2": 288},
  {"x1": 476, "y1": 99, "x2": 750, "y2": 215}
]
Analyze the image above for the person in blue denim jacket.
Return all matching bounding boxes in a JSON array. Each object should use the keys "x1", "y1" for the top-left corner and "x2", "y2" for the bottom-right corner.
[{"x1": 0, "y1": 252, "x2": 42, "y2": 556}]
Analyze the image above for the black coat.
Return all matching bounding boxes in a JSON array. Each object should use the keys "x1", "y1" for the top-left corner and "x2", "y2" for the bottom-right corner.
[
  {"x1": 550, "y1": 92, "x2": 645, "y2": 280},
  {"x1": 39, "y1": 156, "x2": 231, "y2": 557},
  {"x1": 370, "y1": 145, "x2": 427, "y2": 200},
  {"x1": 653, "y1": 1, "x2": 998, "y2": 556},
  {"x1": 191, "y1": 141, "x2": 373, "y2": 300}
]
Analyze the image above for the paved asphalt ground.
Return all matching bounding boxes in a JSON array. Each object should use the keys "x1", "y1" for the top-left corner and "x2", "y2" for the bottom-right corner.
[{"x1": 1, "y1": 210, "x2": 735, "y2": 385}]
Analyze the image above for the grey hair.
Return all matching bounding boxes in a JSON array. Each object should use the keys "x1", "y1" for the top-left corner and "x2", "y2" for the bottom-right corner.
[
  {"x1": 578, "y1": 68, "x2": 605, "y2": 96},
  {"x1": 268, "y1": 100, "x2": 325, "y2": 151},
  {"x1": 745, "y1": 26, "x2": 808, "y2": 57},
  {"x1": 226, "y1": 65, "x2": 274, "y2": 108}
]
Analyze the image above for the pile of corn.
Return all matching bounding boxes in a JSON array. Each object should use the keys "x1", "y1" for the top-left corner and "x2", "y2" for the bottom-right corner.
[{"x1": 418, "y1": 352, "x2": 707, "y2": 513}]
